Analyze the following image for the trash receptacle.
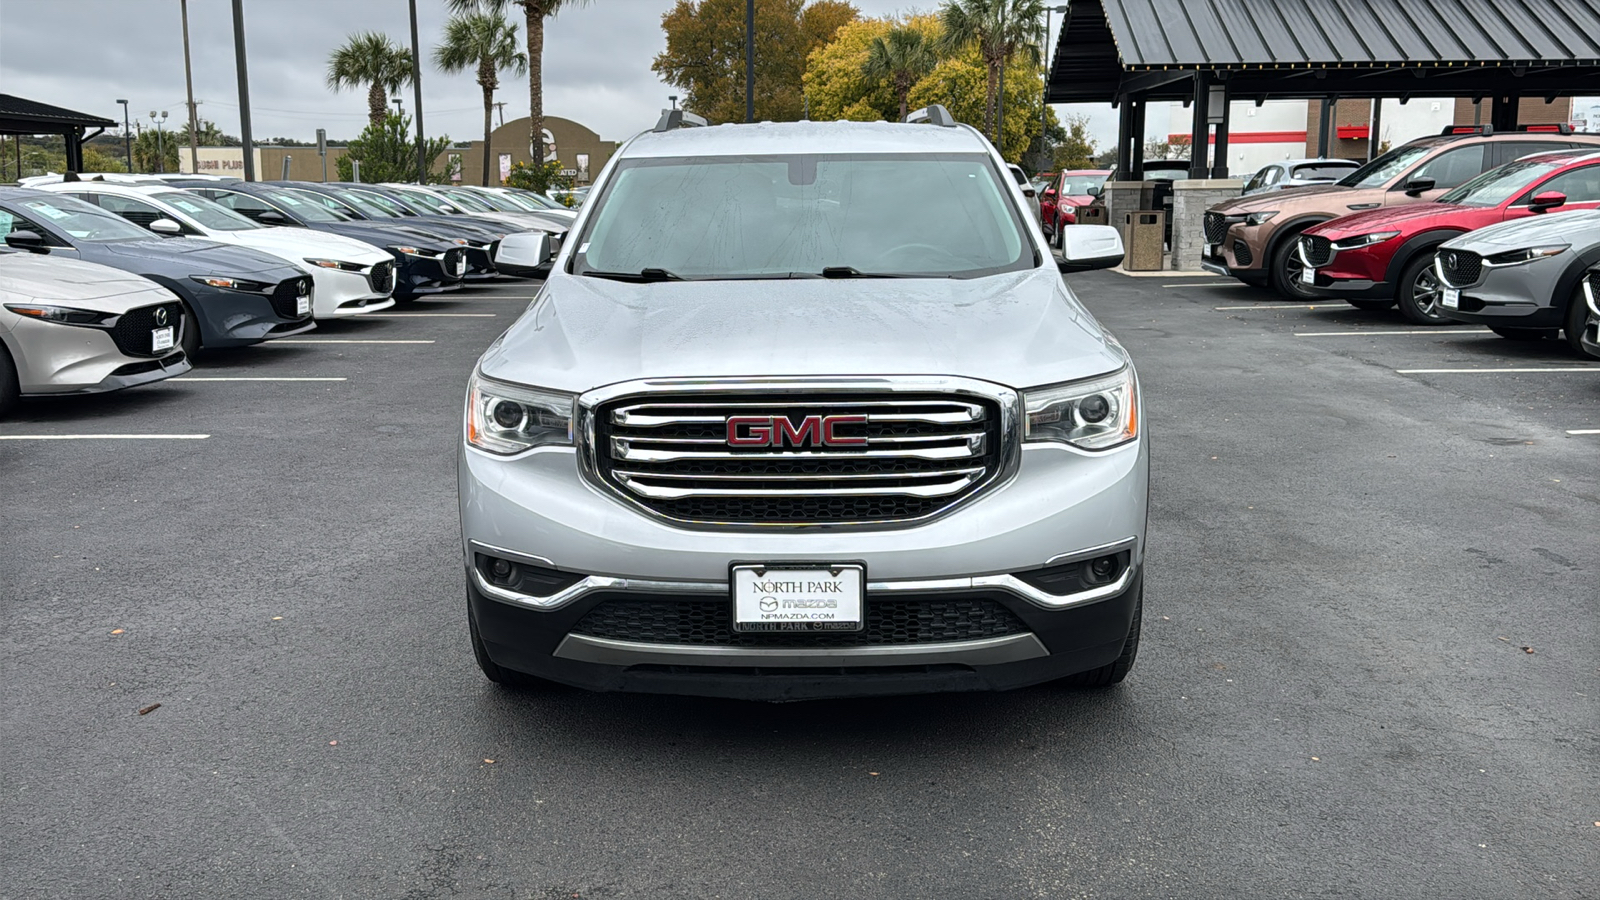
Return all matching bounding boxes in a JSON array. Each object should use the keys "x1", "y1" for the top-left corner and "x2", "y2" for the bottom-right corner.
[
  {"x1": 1121, "y1": 211, "x2": 1165, "y2": 271},
  {"x1": 1077, "y1": 204, "x2": 1109, "y2": 227}
]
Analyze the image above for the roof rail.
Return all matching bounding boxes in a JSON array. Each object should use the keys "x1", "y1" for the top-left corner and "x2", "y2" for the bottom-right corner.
[
  {"x1": 905, "y1": 104, "x2": 957, "y2": 127},
  {"x1": 1520, "y1": 123, "x2": 1574, "y2": 134},
  {"x1": 1441, "y1": 124, "x2": 1493, "y2": 136},
  {"x1": 653, "y1": 109, "x2": 708, "y2": 132}
]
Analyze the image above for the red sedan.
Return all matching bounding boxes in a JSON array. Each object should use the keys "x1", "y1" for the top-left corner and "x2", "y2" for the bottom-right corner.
[
  {"x1": 1299, "y1": 150, "x2": 1600, "y2": 323},
  {"x1": 1042, "y1": 169, "x2": 1111, "y2": 243}
]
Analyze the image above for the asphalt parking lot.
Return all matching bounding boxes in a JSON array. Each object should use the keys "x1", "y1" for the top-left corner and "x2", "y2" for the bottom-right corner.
[{"x1": 2, "y1": 273, "x2": 1595, "y2": 899}]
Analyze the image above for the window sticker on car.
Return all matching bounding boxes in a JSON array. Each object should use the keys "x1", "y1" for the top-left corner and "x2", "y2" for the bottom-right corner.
[
  {"x1": 22, "y1": 201, "x2": 71, "y2": 220},
  {"x1": 170, "y1": 199, "x2": 206, "y2": 213}
]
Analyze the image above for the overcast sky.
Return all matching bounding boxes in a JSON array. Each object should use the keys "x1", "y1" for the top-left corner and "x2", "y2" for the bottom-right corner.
[{"x1": 0, "y1": 0, "x2": 1121, "y2": 147}]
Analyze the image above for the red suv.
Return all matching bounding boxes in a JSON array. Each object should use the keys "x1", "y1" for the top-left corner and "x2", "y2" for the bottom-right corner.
[
  {"x1": 1298, "y1": 150, "x2": 1600, "y2": 323},
  {"x1": 1042, "y1": 169, "x2": 1111, "y2": 244}
]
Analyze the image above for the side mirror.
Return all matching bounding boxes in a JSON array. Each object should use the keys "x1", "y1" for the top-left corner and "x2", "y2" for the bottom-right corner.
[
  {"x1": 257, "y1": 210, "x2": 289, "y2": 225},
  {"x1": 1042, "y1": 188, "x2": 1057, "y2": 201},
  {"x1": 149, "y1": 218, "x2": 182, "y2": 235},
  {"x1": 1055, "y1": 224, "x2": 1124, "y2": 273},
  {"x1": 1403, "y1": 177, "x2": 1436, "y2": 196},
  {"x1": 1530, "y1": 190, "x2": 1567, "y2": 212},
  {"x1": 1022, "y1": 187, "x2": 1037, "y2": 199},
  {"x1": 1087, "y1": 185, "x2": 1103, "y2": 197},
  {"x1": 3, "y1": 230, "x2": 47, "y2": 253}
]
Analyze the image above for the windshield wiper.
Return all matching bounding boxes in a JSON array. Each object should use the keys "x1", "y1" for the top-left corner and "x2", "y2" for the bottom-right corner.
[
  {"x1": 821, "y1": 266, "x2": 903, "y2": 279},
  {"x1": 581, "y1": 267, "x2": 684, "y2": 283}
]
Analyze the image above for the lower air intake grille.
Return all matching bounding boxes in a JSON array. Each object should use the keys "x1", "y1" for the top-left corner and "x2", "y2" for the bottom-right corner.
[
  {"x1": 267, "y1": 276, "x2": 312, "y2": 319},
  {"x1": 1232, "y1": 239, "x2": 1253, "y2": 267},
  {"x1": 108, "y1": 301, "x2": 184, "y2": 358},
  {"x1": 573, "y1": 597, "x2": 1027, "y2": 647}
]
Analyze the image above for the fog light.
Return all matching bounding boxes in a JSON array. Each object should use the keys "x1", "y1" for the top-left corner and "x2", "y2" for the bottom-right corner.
[
  {"x1": 491, "y1": 558, "x2": 513, "y2": 579},
  {"x1": 1088, "y1": 556, "x2": 1118, "y2": 580}
]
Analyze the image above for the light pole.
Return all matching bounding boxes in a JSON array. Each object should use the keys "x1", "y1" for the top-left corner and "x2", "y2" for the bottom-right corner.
[
  {"x1": 408, "y1": 0, "x2": 427, "y2": 185},
  {"x1": 668, "y1": 95, "x2": 678, "y2": 111},
  {"x1": 394, "y1": 97, "x2": 405, "y2": 119},
  {"x1": 1040, "y1": 5, "x2": 1068, "y2": 167},
  {"x1": 149, "y1": 110, "x2": 169, "y2": 173},
  {"x1": 744, "y1": 0, "x2": 754, "y2": 123},
  {"x1": 116, "y1": 99, "x2": 132, "y2": 171},
  {"x1": 180, "y1": 0, "x2": 200, "y2": 174},
  {"x1": 231, "y1": 0, "x2": 256, "y2": 181}
]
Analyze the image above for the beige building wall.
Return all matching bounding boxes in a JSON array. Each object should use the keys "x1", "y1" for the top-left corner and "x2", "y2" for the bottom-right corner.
[{"x1": 444, "y1": 116, "x2": 620, "y2": 187}]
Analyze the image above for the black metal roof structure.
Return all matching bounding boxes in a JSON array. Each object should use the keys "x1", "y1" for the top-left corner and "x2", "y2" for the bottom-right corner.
[
  {"x1": 0, "y1": 94, "x2": 118, "y2": 176},
  {"x1": 1048, "y1": 0, "x2": 1600, "y2": 103}
]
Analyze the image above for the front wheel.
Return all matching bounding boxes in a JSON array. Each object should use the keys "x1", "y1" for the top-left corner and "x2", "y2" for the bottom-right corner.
[
  {"x1": 179, "y1": 301, "x2": 202, "y2": 359},
  {"x1": 0, "y1": 342, "x2": 19, "y2": 420},
  {"x1": 1396, "y1": 253, "x2": 1452, "y2": 325},
  {"x1": 1346, "y1": 299, "x2": 1396, "y2": 311},
  {"x1": 1269, "y1": 235, "x2": 1318, "y2": 301},
  {"x1": 1563, "y1": 284, "x2": 1594, "y2": 357}
]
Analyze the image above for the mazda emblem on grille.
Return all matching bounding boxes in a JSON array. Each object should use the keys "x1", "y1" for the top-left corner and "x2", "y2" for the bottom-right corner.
[
  {"x1": 725, "y1": 414, "x2": 867, "y2": 448},
  {"x1": 154, "y1": 307, "x2": 168, "y2": 326},
  {"x1": 1446, "y1": 252, "x2": 1458, "y2": 268}
]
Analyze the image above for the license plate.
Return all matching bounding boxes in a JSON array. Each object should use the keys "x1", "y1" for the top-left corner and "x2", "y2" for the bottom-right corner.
[
  {"x1": 1441, "y1": 288, "x2": 1460, "y2": 309},
  {"x1": 454, "y1": 258, "x2": 467, "y2": 276},
  {"x1": 732, "y1": 564, "x2": 864, "y2": 632},
  {"x1": 1205, "y1": 242, "x2": 1219, "y2": 258},
  {"x1": 296, "y1": 295, "x2": 311, "y2": 316},
  {"x1": 1300, "y1": 266, "x2": 1315, "y2": 285},
  {"x1": 151, "y1": 326, "x2": 174, "y2": 352}
]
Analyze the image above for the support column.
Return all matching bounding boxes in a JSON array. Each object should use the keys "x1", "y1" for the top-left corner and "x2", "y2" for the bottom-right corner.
[
  {"x1": 1130, "y1": 94, "x2": 1146, "y2": 178},
  {"x1": 1368, "y1": 98, "x2": 1383, "y2": 160},
  {"x1": 1189, "y1": 72, "x2": 1209, "y2": 178},
  {"x1": 1115, "y1": 95, "x2": 1134, "y2": 180},
  {"x1": 1491, "y1": 94, "x2": 1521, "y2": 132},
  {"x1": 1316, "y1": 95, "x2": 1335, "y2": 157},
  {"x1": 1209, "y1": 80, "x2": 1230, "y2": 179}
]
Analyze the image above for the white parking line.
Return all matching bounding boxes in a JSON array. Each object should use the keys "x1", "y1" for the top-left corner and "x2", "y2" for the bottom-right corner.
[
  {"x1": 1165, "y1": 283, "x2": 1240, "y2": 289},
  {"x1": 1214, "y1": 304, "x2": 1345, "y2": 310},
  {"x1": 172, "y1": 377, "x2": 348, "y2": 382},
  {"x1": 361, "y1": 313, "x2": 497, "y2": 317},
  {"x1": 271, "y1": 339, "x2": 435, "y2": 344},
  {"x1": 0, "y1": 434, "x2": 210, "y2": 441},
  {"x1": 1294, "y1": 329, "x2": 1492, "y2": 337},
  {"x1": 1396, "y1": 367, "x2": 1600, "y2": 374},
  {"x1": 1567, "y1": 429, "x2": 1600, "y2": 435}
]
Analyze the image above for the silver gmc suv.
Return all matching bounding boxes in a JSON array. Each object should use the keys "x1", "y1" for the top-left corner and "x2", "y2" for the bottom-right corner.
[{"x1": 457, "y1": 107, "x2": 1148, "y2": 700}]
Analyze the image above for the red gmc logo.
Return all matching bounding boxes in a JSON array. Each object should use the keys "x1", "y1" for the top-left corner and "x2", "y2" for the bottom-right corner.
[{"x1": 726, "y1": 415, "x2": 867, "y2": 448}]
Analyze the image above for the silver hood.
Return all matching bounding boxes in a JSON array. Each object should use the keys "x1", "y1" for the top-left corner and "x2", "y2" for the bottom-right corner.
[
  {"x1": 478, "y1": 267, "x2": 1128, "y2": 393},
  {"x1": 1443, "y1": 209, "x2": 1600, "y2": 252}
]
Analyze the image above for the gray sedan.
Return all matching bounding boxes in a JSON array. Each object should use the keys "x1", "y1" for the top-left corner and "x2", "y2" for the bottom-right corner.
[
  {"x1": 1435, "y1": 208, "x2": 1600, "y2": 355},
  {"x1": 1240, "y1": 158, "x2": 1360, "y2": 196},
  {"x1": 0, "y1": 189, "x2": 313, "y2": 355}
]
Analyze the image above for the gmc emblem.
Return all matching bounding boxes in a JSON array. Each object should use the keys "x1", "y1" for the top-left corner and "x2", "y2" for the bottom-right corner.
[{"x1": 726, "y1": 414, "x2": 867, "y2": 448}]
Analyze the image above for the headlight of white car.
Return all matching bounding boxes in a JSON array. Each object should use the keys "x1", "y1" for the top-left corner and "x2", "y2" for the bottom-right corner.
[
  {"x1": 1482, "y1": 245, "x2": 1569, "y2": 267},
  {"x1": 465, "y1": 372, "x2": 575, "y2": 455},
  {"x1": 1023, "y1": 367, "x2": 1139, "y2": 451}
]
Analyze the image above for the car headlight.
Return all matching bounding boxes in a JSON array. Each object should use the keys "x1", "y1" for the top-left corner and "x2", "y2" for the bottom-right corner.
[
  {"x1": 1330, "y1": 230, "x2": 1400, "y2": 250},
  {"x1": 1023, "y1": 367, "x2": 1139, "y2": 451},
  {"x1": 1483, "y1": 245, "x2": 1569, "y2": 268},
  {"x1": 3, "y1": 303, "x2": 113, "y2": 326},
  {"x1": 304, "y1": 258, "x2": 364, "y2": 271},
  {"x1": 1244, "y1": 211, "x2": 1277, "y2": 226},
  {"x1": 189, "y1": 275, "x2": 270, "y2": 292},
  {"x1": 465, "y1": 372, "x2": 575, "y2": 455},
  {"x1": 390, "y1": 245, "x2": 440, "y2": 258}
]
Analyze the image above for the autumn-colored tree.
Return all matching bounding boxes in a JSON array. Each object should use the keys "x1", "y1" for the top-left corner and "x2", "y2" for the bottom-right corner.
[
  {"x1": 863, "y1": 26, "x2": 938, "y2": 122},
  {"x1": 905, "y1": 52, "x2": 1044, "y2": 162},
  {"x1": 654, "y1": 0, "x2": 858, "y2": 124},
  {"x1": 326, "y1": 32, "x2": 416, "y2": 127},
  {"x1": 434, "y1": 11, "x2": 527, "y2": 186},
  {"x1": 935, "y1": 0, "x2": 1043, "y2": 138}
]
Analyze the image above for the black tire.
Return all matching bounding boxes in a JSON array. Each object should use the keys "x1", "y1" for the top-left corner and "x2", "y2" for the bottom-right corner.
[
  {"x1": 1489, "y1": 326, "x2": 1556, "y2": 341},
  {"x1": 1062, "y1": 585, "x2": 1142, "y2": 688},
  {"x1": 0, "y1": 342, "x2": 19, "y2": 420},
  {"x1": 1395, "y1": 253, "x2": 1452, "y2": 325},
  {"x1": 467, "y1": 589, "x2": 545, "y2": 689},
  {"x1": 179, "y1": 301, "x2": 202, "y2": 359},
  {"x1": 1269, "y1": 233, "x2": 1319, "y2": 301},
  {"x1": 1563, "y1": 283, "x2": 1592, "y2": 357},
  {"x1": 1346, "y1": 298, "x2": 1396, "y2": 311}
]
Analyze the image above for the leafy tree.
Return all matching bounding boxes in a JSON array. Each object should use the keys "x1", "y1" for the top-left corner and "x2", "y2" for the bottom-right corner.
[
  {"x1": 447, "y1": 0, "x2": 590, "y2": 174},
  {"x1": 1093, "y1": 143, "x2": 1118, "y2": 169},
  {"x1": 906, "y1": 51, "x2": 1043, "y2": 162},
  {"x1": 654, "y1": 0, "x2": 858, "y2": 125},
  {"x1": 131, "y1": 129, "x2": 180, "y2": 174},
  {"x1": 327, "y1": 32, "x2": 417, "y2": 127},
  {"x1": 803, "y1": 16, "x2": 897, "y2": 121},
  {"x1": 935, "y1": 0, "x2": 1043, "y2": 139},
  {"x1": 1144, "y1": 135, "x2": 1190, "y2": 161},
  {"x1": 504, "y1": 159, "x2": 571, "y2": 193},
  {"x1": 862, "y1": 26, "x2": 937, "y2": 122},
  {"x1": 434, "y1": 11, "x2": 527, "y2": 187},
  {"x1": 1052, "y1": 112, "x2": 1097, "y2": 169},
  {"x1": 175, "y1": 118, "x2": 241, "y2": 147},
  {"x1": 335, "y1": 112, "x2": 452, "y2": 184}
]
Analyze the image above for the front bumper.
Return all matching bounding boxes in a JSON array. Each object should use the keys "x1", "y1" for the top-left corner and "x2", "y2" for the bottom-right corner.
[
  {"x1": 459, "y1": 435, "x2": 1149, "y2": 698},
  {"x1": 186, "y1": 284, "x2": 316, "y2": 348},
  {"x1": 306, "y1": 266, "x2": 396, "y2": 318},
  {"x1": 9, "y1": 315, "x2": 192, "y2": 394},
  {"x1": 1200, "y1": 220, "x2": 1268, "y2": 276},
  {"x1": 1435, "y1": 256, "x2": 1568, "y2": 329}
]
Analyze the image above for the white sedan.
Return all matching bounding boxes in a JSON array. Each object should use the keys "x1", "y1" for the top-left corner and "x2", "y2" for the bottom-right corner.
[{"x1": 37, "y1": 182, "x2": 396, "y2": 318}]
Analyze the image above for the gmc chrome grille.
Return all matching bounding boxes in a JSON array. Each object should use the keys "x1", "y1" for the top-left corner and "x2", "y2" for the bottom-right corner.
[
  {"x1": 1203, "y1": 211, "x2": 1230, "y2": 245},
  {"x1": 1437, "y1": 250, "x2": 1483, "y2": 288},
  {"x1": 1300, "y1": 235, "x2": 1334, "y2": 267},
  {"x1": 591, "y1": 393, "x2": 1006, "y2": 525}
]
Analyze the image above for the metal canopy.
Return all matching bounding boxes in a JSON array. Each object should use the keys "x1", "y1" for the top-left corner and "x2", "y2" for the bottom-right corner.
[
  {"x1": 0, "y1": 94, "x2": 117, "y2": 175},
  {"x1": 1048, "y1": 0, "x2": 1600, "y2": 102}
]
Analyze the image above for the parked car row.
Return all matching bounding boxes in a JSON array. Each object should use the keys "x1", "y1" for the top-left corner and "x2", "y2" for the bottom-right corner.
[
  {"x1": 0, "y1": 179, "x2": 569, "y2": 418},
  {"x1": 1202, "y1": 125, "x2": 1600, "y2": 356}
]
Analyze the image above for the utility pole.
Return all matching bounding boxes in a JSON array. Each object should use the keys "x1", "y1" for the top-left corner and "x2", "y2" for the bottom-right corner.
[
  {"x1": 494, "y1": 101, "x2": 506, "y2": 128},
  {"x1": 996, "y1": 1, "x2": 1007, "y2": 147},
  {"x1": 117, "y1": 99, "x2": 132, "y2": 171},
  {"x1": 180, "y1": 0, "x2": 200, "y2": 174},
  {"x1": 231, "y1": 0, "x2": 255, "y2": 181},
  {"x1": 744, "y1": 0, "x2": 755, "y2": 123},
  {"x1": 409, "y1": 0, "x2": 427, "y2": 184},
  {"x1": 1040, "y1": 5, "x2": 1068, "y2": 168}
]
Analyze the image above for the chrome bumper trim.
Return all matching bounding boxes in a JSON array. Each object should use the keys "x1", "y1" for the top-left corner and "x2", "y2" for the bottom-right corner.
[
  {"x1": 552, "y1": 632, "x2": 1050, "y2": 668},
  {"x1": 1199, "y1": 260, "x2": 1231, "y2": 277},
  {"x1": 468, "y1": 537, "x2": 1138, "y2": 612}
]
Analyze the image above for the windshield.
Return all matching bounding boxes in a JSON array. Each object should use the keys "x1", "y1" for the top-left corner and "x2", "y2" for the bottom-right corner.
[
  {"x1": 573, "y1": 152, "x2": 1031, "y2": 280},
  {"x1": 1336, "y1": 144, "x2": 1434, "y2": 188},
  {"x1": 1437, "y1": 160, "x2": 1563, "y2": 207},
  {"x1": 262, "y1": 189, "x2": 348, "y2": 223},
  {"x1": 1292, "y1": 163, "x2": 1356, "y2": 181},
  {"x1": 456, "y1": 190, "x2": 521, "y2": 212},
  {"x1": 327, "y1": 188, "x2": 398, "y2": 218},
  {"x1": 390, "y1": 187, "x2": 457, "y2": 215},
  {"x1": 1058, "y1": 173, "x2": 1108, "y2": 195},
  {"x1": 507, "y1": 190, "x2": 565, "y2": 210},
  {"x1": 344, "y1": 189, "x2": 414, "y2": 217},
  {"x1": 153, "y1": 192, "x2": 259, "y2": 231},
  {"x1": 16, "y1": 196, "x2": 153, "y2": 242},
  {"x1": 438, "y1": 189, "x2": 496, "y2": 212}
]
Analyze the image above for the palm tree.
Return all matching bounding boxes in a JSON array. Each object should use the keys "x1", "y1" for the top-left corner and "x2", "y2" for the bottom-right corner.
[
  {"x1": 434, "y1": 11, "x2": 528, "y2": 186},
  {"x1": 863, "y1": 27, "x2": 939, "y2": 123},
  {"x1": 936, "y1": 0, "x2": 1044, "y2": 139},
  {"x1": 447, "y1": 0, "x2": 591, "y2": 172},
  {"x1": 326, "y1": 32, "x2": 416, "y2": 128}
]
